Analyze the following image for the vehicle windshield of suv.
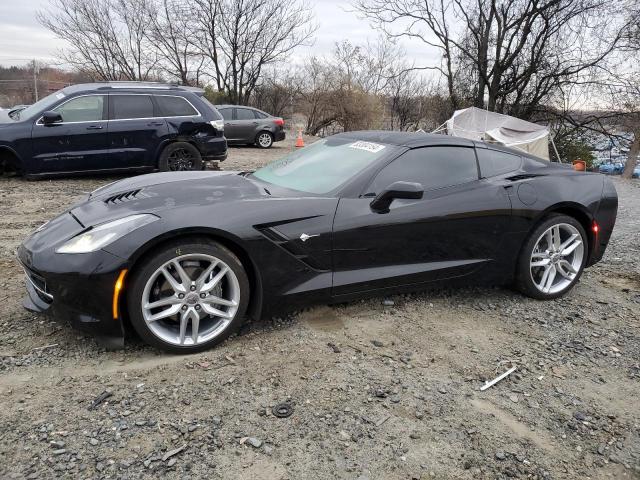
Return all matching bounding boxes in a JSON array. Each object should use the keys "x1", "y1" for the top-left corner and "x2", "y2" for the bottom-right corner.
[
  {"x1": 9, "y1": 89, "x2": 66, "y2": 121},
  {"x1": 251, "y1": 137, "x2": 392, "y2": 194}
]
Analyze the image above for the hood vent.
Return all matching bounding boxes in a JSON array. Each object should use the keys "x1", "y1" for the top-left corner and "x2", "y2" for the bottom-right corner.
[{"x1": 104, "y1": 189, "x2": 142, "y2": 204}]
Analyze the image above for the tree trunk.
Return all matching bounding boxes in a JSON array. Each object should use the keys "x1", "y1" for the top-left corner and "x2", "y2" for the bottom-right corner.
[{"x1": 621, "y1": 130, "x2": 639, "y2": 179}]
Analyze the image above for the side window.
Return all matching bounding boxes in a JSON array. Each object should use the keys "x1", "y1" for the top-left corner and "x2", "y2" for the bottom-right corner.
[
  {"x1": 111, "y1": 95, "x2": 154, "y2": 120},
  {"x1": 369, "y1": 146, "x2": 478, "y2": 194},
  {"x1": 477, "y1": 149, "x2": 522, "y2": 177},
  {"x1": 218, "y1": 108, "x2": 232, "y2": 120},
  {"x1": 53, "y1": 95, "x2": 105, "y2": 122},
  {"x1": 254, "y1": 110, "x2": 267, "y2": 119},
  {"x1": 155, "y1": 96, "x2": 198, "y2": 117},
  {"x1": 236, "y1": 108, "x2": 254, "y2": 120}
]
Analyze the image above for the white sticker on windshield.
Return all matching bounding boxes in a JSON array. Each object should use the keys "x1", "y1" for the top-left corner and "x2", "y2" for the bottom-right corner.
[
  {"x1": 55, "y1": 93, "x2": 65, "y2": 99},
  {"x1": 349, "y1": 141, "x2": 386, "y2": 153}
]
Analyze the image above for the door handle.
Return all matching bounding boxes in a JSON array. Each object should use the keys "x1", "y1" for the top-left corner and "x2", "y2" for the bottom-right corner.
[
  {"x1": 147, "y1": 122, "x2": 164, "y2": 127},
  {"x1": 86, "y1": 125, "x2": 103, "y2": 130}
]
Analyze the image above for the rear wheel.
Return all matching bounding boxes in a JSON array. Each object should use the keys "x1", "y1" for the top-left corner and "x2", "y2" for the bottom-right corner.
[
  {"x1": 515, "y1": 214, "x2": 587, "y2": 299},
  {"x1": 255, "y1": 131, "x2": 273, "y2": 149},
  {"x1": 127, "y1": 240, "x2": 249, "y2": 353},
  {"x1": 159, "y1": 142, "x2": 203, "y2": 172}
]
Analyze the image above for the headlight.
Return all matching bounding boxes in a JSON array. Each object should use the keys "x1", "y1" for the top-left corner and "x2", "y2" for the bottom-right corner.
[
  {"x1": 210, "y1": 119, "x2": 224, "y2": 131},
  {"x1": 56, "y1": 214, "x2": 158, "y2": 254}
]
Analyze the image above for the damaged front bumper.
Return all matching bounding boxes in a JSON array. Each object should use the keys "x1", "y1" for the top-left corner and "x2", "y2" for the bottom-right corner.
[{"x1": 17, "y1": 220, "x2": 129, "y2": 349}]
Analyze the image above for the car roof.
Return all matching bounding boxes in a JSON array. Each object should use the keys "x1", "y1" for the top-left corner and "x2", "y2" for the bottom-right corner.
[
  {"x1": 334, "y1": 130, "x2": 544, "y2": 159},
  {"x1": 61, "y1": 82, "x2": 204, "y2": 95},
  {"x1": 333, "y1": 130, "x2": 475, "y2": 148},
  {"x1": 216, "y1": 104, "x2": 267, "y2": 112}
]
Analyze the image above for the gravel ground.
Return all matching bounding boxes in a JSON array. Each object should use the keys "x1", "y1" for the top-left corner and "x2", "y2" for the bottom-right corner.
[{"x1": 0, "y1": 136, "x2": 639, "y2": 479}]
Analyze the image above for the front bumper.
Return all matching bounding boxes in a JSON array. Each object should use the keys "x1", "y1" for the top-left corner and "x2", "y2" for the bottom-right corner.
[{"x1": 17, "y1": 242, "x2": 128, "y2": 349}]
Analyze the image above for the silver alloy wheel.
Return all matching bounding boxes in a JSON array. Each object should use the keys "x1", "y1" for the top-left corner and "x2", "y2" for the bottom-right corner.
[
  {"x1": 530, "y1": 223, "x2": 584, "y2": 294},
  {"x1": 141, "y1": 253, "x2": 240, "y2": 346},
  {"x1": 258, "y1": 132, "x2": 272, "y2": 147}
]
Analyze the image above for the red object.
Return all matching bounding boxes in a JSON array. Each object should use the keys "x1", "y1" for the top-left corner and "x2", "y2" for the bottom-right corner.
[
  {"x1": 273, "y1": 118, "x2": 284, "y2": 127},
  {"x1": 592, "y1": 221, "x2": 599, "y2": 234},
  {"x1": 572, "y1": 159, "x2": 586, "y2": 171},
  {"x1": 295, "y1": 129, "x2": 305, "y2": 148}
]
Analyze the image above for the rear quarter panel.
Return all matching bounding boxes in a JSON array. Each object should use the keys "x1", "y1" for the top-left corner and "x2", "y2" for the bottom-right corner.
[{"x1": 508, "y1": 171, "x2": 610, "y2": 267}]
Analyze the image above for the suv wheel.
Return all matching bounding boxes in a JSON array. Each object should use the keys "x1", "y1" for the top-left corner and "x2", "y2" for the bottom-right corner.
[
  {"x1": 256, "y1": 132, "x2": 273, "y2": 149},
  {"x1": 159, "y1": 142, "x2": 203, "y2": 171}
]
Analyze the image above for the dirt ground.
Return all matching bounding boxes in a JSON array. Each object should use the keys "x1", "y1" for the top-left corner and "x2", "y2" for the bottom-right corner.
[{"x1": 0, "y1": 137, "x2": 639, "y2": 479}]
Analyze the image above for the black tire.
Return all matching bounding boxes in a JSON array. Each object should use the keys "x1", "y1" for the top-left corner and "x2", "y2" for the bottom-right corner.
[
  {"x1": 158, "y1": 142, "x2": 203, "y2": 172},
  {"x1": 255, "y1": 131, "x2": 274, "y2": 149},
  {"x1": 514, "y1": 214, "x2": 588, "y2": 300},
  {"x1": 0, "y1": 151, "x2": 22, "y2": 177},
  {"x1": 126, "y1": 239, "x2": 250, "y2": 353}
]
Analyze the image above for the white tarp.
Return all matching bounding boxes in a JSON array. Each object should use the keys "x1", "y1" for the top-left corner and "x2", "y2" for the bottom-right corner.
[{"x1": 445, "y1": 107, "x2": 550, "y2": 159}]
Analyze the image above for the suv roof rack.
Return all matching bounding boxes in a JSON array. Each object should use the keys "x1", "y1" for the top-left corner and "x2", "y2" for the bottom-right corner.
[{"x1": 96, "y1": 82, "x2": 179, "y2": 91}]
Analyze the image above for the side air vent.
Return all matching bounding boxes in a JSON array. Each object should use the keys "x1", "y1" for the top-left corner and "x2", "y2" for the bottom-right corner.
[
  {"x1": 506, "y1": 174, "x2": 544, "y2": 181},
  {"x1": 104, "y1": 189, "x2": 142, "y2": 204}
]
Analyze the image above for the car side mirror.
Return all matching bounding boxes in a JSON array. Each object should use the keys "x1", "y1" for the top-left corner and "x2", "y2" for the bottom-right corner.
[
  {"x1": 42, "y1": 111, "x2": 63, "y2": 125},
  {"x1": 370, "y1": 181, "x2": 424, "y2": 213}
]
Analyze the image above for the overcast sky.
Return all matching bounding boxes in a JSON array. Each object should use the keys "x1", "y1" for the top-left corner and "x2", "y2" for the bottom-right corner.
[{"x1": 0, "y1": 0, "x2": 439, "y2": 69}]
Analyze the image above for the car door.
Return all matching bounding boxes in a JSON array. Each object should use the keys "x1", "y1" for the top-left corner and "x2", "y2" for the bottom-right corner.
[
  {"x1": 107, "y1": 94, "x2": 168, "y2": 169},
  {"x1": 30, "y1": 94, "x2": 108, "y2": 173},
  {"x1": 331, "y1": 145, "x2": 513, "y2": 296},
  {"x1": 233, "y1": 107, "x2": 259, "y2": 143},
  {"x1": 218, "y1": 107, "x2": 238, "y2": 141}
]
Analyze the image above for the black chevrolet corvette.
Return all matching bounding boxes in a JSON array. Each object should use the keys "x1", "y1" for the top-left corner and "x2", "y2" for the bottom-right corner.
[{"x1": 18, "y1": 132, "x2": 618, "y2": 352}]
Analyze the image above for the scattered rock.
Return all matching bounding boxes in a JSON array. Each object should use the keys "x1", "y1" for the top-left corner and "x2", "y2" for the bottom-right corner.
[
  {"x1": 573, "y1": 411, "x2": 588, "y2": 422},
  {"x1": 162, "y1": 444, "x2": 187, "y2": 462}
]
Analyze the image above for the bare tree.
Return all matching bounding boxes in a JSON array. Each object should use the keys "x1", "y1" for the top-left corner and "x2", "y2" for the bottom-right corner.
[
  {"x1": 618, "y1": 3, "x2": 640, "y2": 178},
  {"x1": 250, "y1": 67, "x2": 303, "y2": 117},
  {"x1": 38, "y1": 0, "x2": 159, "y2": 80},
  {"x1": 194, "y1": 0, "x2": 316, "y2": 104},
  {"x1": 356, "y1": 0, "x2": 628, "y2": 119},
  {"x1": 145, "y1": 0, "x2": 206, "y2": 85},
  {"x1": 298, "y1": 57, "x2": 338, "y2": 134}
]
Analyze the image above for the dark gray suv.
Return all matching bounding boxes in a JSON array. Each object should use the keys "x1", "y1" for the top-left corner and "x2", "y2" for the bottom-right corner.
[{"x1": 216, "y1": 105, "x2": 286, "y2": 148}]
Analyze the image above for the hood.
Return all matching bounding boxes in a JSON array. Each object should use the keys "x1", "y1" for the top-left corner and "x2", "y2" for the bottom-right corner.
[{"x1": 71, "y1": 170, "x2": 266, "y2": 226}]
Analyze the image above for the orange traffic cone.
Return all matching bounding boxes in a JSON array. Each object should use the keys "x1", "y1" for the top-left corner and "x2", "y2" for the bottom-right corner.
[{"x1": 295, "y1": 128, "x2": 305, "y2": 148}]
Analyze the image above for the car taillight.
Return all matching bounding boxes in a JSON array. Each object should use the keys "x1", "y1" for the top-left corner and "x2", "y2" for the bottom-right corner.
[
  {"x1": 274, "y1": 118, "x2": 284, "y2": 127},
  {"x1": 210, "y1": 119, "x2": 224, "y2": 131}
]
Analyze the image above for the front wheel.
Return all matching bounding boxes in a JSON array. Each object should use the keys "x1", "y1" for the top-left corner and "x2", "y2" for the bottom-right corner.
[
  {"x1": 255, "y1": 131, "x2": 273, "y2": 149},
  {"x1": 158, "y1": 142, "x2": 203, "y2": 172},
  {"x1": 515, "y1": 215, "x2": 587, "y2": 300},
  {"x1": 127, "y1": 240, "x2": 249, "y2": 353}
]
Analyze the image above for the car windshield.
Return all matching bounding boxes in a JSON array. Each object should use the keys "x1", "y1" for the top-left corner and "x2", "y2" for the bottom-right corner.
[
  {"x1": 251, "y1": 137, "x2": 392, "y2": 194},
  {"x1": 10, "y1": 89, "x2": 66, "y2": 121}
]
